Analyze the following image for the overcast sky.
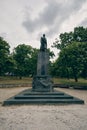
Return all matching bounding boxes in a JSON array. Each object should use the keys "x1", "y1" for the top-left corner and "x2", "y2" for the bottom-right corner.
[{"x1": 0, "y1": 0, "x2": 87, "y2": 55}]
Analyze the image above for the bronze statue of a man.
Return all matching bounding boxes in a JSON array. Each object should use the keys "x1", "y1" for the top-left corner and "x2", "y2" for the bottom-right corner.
[{"x1": 40, "y1": 34, "x2": 47, "y2": 51}]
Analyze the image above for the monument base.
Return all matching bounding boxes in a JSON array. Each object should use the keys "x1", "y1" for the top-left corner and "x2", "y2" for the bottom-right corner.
[
  {"x1": 32, "y1": 75, "x2": 53, "y2": 92},
  {"x1": 3, "y1": 88, "x2": 84, "y2": 105}
]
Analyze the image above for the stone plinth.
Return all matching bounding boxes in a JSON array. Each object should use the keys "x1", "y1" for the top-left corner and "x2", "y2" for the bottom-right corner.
[
  {"x1": 32, "y1": 75, "x2": 53, "y2": 92},
  {"x1": 32, "y1": 50, "x2": 53, "y2": 92},
  {"x1": 37, "y1": 51, "x2": 49, "y2": 76}
]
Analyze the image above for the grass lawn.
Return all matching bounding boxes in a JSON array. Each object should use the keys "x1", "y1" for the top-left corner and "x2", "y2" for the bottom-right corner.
[
  {"x1": 0, "y1": 77, "x2": 32, "y2": 84},
  {"x1": 0, "y1": 76, "x2": 87, "y2": 86},
  {"x1": 53, "y1": 78, "x2": 87, "y2": 86}
]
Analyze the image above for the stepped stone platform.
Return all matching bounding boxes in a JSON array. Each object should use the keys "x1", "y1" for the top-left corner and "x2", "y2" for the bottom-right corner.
[{"x1": 3, "y1": 89, "x2": 84, "y2": 105}]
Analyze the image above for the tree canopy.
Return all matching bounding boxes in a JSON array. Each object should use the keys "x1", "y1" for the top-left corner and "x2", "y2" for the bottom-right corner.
[
  {"x1": 13, "y1": 44, "x2": 38, "y2": 78},
  {"x1": 52, "y1": 26, "x2": 87, "y2": 81},
  {"x1": 52, "y1": 26, "x2": 87, "y2": 50},
  {"x1": 0, "y1": 37, "x2": 10, "y2": 75}
]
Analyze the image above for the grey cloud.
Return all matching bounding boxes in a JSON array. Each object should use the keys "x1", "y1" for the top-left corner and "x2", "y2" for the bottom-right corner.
[
  {"x1": 79, "y1": 17, "x2": 87, "y2": 27},
  {"x1": 39, "y1": 1, "x2": 61, "y2": 26},
  {"x1": 22, "y1": 0, "x2": 86, "y2": 37},
  {"x1": 46, "y1": 0, "x2": 86, "y2": 37},
  {"x1": 0, "y1": 32, "x2": 7, "y2": 39},
  {"x1": 22, "y1": 0, "x2": 61, "y2": 32}
]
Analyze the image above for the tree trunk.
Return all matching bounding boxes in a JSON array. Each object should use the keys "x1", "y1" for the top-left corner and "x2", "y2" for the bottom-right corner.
[
  {"x1": 72, "y1": 67, "x2": 78, "y2": 82},
  {"x1": 19, "y1": 76, "x2": 22, "y2": 79},
  {"x1": 66, "y1": 68, "x2": 70, "y2": 80}
]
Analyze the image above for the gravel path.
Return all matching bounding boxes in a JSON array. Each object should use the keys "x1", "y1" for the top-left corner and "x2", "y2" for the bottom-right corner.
[{"x1": 0, "y1": 87, "x2": 87, "y2": 130}]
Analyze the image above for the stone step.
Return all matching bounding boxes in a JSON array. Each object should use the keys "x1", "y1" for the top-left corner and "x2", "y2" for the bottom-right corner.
[
  {"x1": 15, "y1": 95, "x2": 73, "y2": 99},
  {"x1": 24, "y1": 92, "x2": 64, "y2": 95},
  {"x1": 3, "y1": 98, "x2": 84, "y2": 105},
  {"x1": 3, "y1": 89, "x2": 84, "y2": 106}
]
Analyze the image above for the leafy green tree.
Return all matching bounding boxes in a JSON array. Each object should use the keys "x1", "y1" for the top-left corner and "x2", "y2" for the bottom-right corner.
[
  {"x1": 13, "y1": 44, "x2": 39, "y2": 78},
  {"x1": 13, "y1": 44, "x2": 33, "y2": 78},
  {"x1": 52, "y1": 32, "x2": 73, "y2": 50},
  {"x1": 47, "y1": 48, "x2": 55, "y2": 59},
  {"x1": 73, "y1": 26, "x2": 87, "y2": 42},
  {"x1": 0, "y1": 37, "x2": 10, "y2": 75},
  {"x1": 52, "y1": 26, "x2": 87, "y2": 80},
  {"x1": 78, "y1": 42, "x2": 87, "y2": 79},
  {"x1": 52, "y1": 26, "x2": 87, "y2": 50},
  {"x1": 57, "y1": 42, "x2": 87, "y2": 81},
  {"x1": 28, "y1": 48, "x2": 39, "y2": 76},
  {"x1": 5, "y1": 55, "x2": 17, "y2": 76}
]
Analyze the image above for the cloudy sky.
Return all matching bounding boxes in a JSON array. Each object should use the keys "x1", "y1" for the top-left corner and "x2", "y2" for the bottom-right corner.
[{"x1": 0, "y1": 0, "x2": 87, "y2": 55}]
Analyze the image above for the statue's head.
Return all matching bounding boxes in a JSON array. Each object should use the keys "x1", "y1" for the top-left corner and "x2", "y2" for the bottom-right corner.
[{"x1": 43, "y1": 34, "x2": 45, "y2": 37}]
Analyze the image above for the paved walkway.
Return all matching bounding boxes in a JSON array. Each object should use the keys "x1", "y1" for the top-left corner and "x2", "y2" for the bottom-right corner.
[{"x1": 0, "y1": 87, "x2": 87, "y2": 130}]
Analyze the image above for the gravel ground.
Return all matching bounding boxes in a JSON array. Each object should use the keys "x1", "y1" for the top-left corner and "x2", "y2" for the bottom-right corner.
[{"x1": 0, "y1": 87, "x2": 87, "y2": 130}]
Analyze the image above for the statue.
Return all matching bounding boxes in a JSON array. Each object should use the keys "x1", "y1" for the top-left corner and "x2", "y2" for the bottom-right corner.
[
  {"x1": 32, "y1": 34, "x2": 53, "y2": 92},
  {"x1": 40, "y1": 34, "x2": 47, "y2": 51}
]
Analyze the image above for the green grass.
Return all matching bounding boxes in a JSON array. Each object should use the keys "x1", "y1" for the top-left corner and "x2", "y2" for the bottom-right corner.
[
  {"x1": 0, "y1": 77, "x2": 32, "y2": 84},
  {"x1": 0, "y1": 77, "x2": 87, "y2": 86},
  {"x1": 53, "y1": 78, "x2": 87, "y2": 86}
]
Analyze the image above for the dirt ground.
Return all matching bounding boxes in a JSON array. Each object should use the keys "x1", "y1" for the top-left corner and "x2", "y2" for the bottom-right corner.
[{"x1": 0, "y1": 87, "x2": 87, "y2": 130}]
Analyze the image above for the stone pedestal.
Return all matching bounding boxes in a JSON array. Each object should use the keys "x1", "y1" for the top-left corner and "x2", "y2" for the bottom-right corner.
[
  {"x1": 37, "y1": 51, "x2": 49, "y2": 76},
  {"x1": 32, "y1": 50, "x2": 53, "y2": 92}
]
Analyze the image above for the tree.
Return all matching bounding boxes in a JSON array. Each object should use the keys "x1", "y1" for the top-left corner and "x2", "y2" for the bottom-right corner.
[
  {"x1": 47, "y1": 48, "x2": 55, "y2": 59},
  {"x1": 57, "y1": 42, "x2": 87, "y2": 82},
  {"x1": 0, "y1": 37, "x2": 10, "y2": 75},
  {"x1": 52, "y1": 31, "x2": 74, "y2": 50},
  {"x1": 52, "y1": 26, "x2": 87, "y2": 50},
  {"x1": 73, "y1": 26, "x2": 87, "y2": 42},
  {"x1": 28, "y1": 48, "x2": 39, "y2": 76},
  {"x1": 5, "y1": 55, "x2": 17, "y2": 76},
  {"x1": 13, "y1": 44, "x2": 39, "y2": 78},
  {"x1": 52, "y1": 26, "x2": 87, "y2": 80},
  {"x1": 78, "y1": 42, "x2": 87, "y2": 79}
]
